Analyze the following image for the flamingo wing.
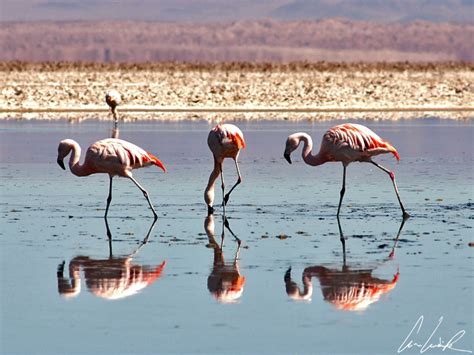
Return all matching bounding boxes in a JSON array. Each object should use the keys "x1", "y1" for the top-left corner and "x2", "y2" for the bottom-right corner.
[
  {"x1": 316, "y1": 268, "x2": 399, "y2": 311},
  {"x1": 213, "y1": 124, "x2": 246, "y2": 149},
  {"x1": 87, "y1": 139, "x2": 166, "y2": 174},
  {"x1": 326, "y1": 124, "x2": 400, "y2": 161}
]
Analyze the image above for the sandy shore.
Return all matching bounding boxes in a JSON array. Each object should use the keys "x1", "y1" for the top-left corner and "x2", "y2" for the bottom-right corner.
[{"x1": 1, "y1": 62, "x2": 473, "y2": 121}]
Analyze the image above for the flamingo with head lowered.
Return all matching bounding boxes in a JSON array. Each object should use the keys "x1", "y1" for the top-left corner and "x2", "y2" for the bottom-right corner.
[
  {"x1": 205, "y1": 124, "x2": 246, "y2": 215},
  {"x1": 57, "y1": 138, "x2": 166, "y2": 220},
  {"x1": 284, "y1": 123, "x2": 409, "y2": 219}
]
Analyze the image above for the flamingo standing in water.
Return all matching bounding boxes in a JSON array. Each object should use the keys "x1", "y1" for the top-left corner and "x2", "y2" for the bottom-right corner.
[
  {"x1": 284, "y1": 123, "x2": 409, "y2": 219},
  {"x1": 105, "y1": 90, "x2": 121, "y2": 138},
  {"x1": 205, "y1": 124, "x2": 246, "y2": 215},
  {"x1": 57, "y1": 138, "x2": 166, "y2": 219}
]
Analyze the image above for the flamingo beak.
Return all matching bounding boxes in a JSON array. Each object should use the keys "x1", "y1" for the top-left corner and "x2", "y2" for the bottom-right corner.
[
  {"x1": 284, "y1": 152, "x2": 292, "y2": 164},
  {"x1": 57, "y1": 158, "x2": 66, "y2": 170}
]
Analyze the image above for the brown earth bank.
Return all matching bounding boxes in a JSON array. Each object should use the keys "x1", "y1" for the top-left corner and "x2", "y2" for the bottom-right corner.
[
  {"x1": 2, "y1": 61, "x2": 473, "y2": 72},
  {"x1": 1, "y1": 61, "x2": 473, "y2": 121}
]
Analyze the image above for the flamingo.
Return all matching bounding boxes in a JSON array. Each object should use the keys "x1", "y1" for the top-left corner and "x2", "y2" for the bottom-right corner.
[
  {"x1": 284, "y1": 217, "x2": 405, "y2": 309},
  {"x1": 205, "y1": 124, "x2": 246, "y2": 215},
  {"x1": 285, "y1": 264, "x2": 399, "y2": 310},
  {"x1": 205, "y1": 214, "x2": 245, "y2": 303},
  {"x1": 57, "y1": 219, "x2": 166, "y2": 300},
  {"x1": 105, "y1": 90, "x2": 121, "y2": 138},
  {"x1": 284, "y1": 123, "x2": 409, "y2": 219},
  {"x1": 57, "y1": 138, "x2": 166, "y2": 219}
]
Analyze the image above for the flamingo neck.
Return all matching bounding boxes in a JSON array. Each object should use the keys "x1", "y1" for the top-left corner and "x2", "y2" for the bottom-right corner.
[
  {"x1": 285, "y1": 269, "x2": 313, "y2": 301},
  {"x1": 299, "y1": 133, "x2": 325, "y2": 166},
  {"x1": 68, "y1": 142, "x2": 91, "y2": 177},
  {"x1": 204, "y1": 158, "x2": 220, "y2": 207},
  {"x1": 58, "y1": 259, "x2": 82, "y2": 297}
]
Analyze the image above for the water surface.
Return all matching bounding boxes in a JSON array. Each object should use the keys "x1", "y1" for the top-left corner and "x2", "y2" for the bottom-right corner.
[{"x1": 0, "y1": 119, "x2": 473, "y2": 354}]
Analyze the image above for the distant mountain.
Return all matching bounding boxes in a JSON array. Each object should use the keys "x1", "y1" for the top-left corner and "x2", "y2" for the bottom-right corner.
[
  {"x1": 1, "y1": 0, "x2": 473, "y2": 23},
  {"x1": 271, "y1": 0, "x2": 474, "y2": 23},
  {"x1": 1, "y1": 19, "x2": 473, "y2": 62}
]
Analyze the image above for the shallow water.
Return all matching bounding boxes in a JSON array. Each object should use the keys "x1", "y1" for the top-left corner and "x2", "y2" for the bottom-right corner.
[{"x1": 0, "y1": 119, "x2": 473, "y2": 354}]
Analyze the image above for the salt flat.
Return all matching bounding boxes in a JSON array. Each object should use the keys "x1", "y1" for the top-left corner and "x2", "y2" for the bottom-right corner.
[{"x1": 1, "y1": 62, "x2": 472, "y2": 121}]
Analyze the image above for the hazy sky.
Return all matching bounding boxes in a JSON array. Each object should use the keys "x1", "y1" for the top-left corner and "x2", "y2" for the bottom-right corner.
[{"x1": 1, "y1": 0, "x2": 473, "y2": 23}]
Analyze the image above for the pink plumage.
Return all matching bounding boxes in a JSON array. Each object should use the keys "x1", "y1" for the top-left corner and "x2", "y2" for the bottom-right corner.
[
  {"x1": 324, "y1": 123, "x2": 400, "y2": 162},
  {"x1": 57, "y1": 138, "x2": 166, "y2": 219},
  {"x1": 205, "y1": 124, "x2": 246, "y2": 215},
  {"x1": 83, "y1": 138, "x2": 166, "y2": 175},
  {"x1": 211, "y1": 124, "x2": 246, "y2": 150},
  {"x1": 284, "y1": 123, "x2": 409, "y2": 219}
]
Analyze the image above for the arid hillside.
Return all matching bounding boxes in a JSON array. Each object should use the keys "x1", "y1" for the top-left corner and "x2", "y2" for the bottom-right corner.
[
  {"x1": 1, "y1": 19, "x2": 473, "y2": 62},
  {"x1": 2, "y1": 0, "x2": 472, "y2": 23}
]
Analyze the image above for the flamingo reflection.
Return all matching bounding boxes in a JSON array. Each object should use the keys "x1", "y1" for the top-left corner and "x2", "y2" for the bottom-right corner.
[
  {"x1": 57, "y1": 219, "x2": 165, "y2": 300},
  {"x1": 285, "y1": 218, "x2": 406, "y2": 311},
  {"x1": 205, "y1": 215, "x2": 245, "y2": 303}
]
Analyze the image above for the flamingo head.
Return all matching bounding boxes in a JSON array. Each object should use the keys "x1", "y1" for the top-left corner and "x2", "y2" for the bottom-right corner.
[
  {"x1": 284, "y1": 133, "x2": 302, "y2": 164},
  {"x1": 105, "y1": 89, "x2": 121, "y2": 110},
  {"x1": 57, "y1": 139, "x2": 75, "y2": 170}
]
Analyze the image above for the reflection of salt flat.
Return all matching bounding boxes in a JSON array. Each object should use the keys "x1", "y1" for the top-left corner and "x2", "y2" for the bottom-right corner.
[{"x1": 2, "y1": 106, "x2": 473, "y2": 113}]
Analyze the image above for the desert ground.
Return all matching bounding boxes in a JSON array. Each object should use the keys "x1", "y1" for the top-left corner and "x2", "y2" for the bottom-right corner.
[{"x1": 1, "y1": 62, "x2": 473, "y2": 121}]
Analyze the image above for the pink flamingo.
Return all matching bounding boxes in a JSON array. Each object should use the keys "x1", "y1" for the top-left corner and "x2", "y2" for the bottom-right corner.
[
  {"x1": 57, "y1": 138, "x2": 166, "y2": 219},
  {"x1": 284, "y1": 123, "x2": 409, "y2": 219},
  {"x1": 205, "y1": 214, "x2": 245, "y2": 303},
  {"x1": 205, "y1": 124, "x2": 246, "y2": 215},
  {"x1": 57, "y1": 219, "x2": 166, "y2": 300},
  {"x1": 58, "y1": 256, "x2": 166, "y2": 300}
]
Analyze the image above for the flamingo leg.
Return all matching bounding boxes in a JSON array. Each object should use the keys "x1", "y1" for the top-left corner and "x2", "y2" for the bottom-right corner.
[
  {"x1": 389, "y1": 216, "x2": 407, "y2": 259},
  {"x1": 129, "y1": 176, "x2": 158, "y2": 220},
  {"x1": 224, "y1": 216, "x2": 242, "y2": 247},
  {"x1": 336, "y1": 165, "x2": 347, "y2": 217},
  {"x1": 220, "y1": 162, "x2": 226, "y2": 215},
  {"x1": 337, "y1": 216, "x2": 346, "y2": 266},
  {"x1": 370, "y1": 160, "x2": 410, "y2": 219},
  {"x1": 223, "y1": 158, "x2": 242, "y2": 206},
  {"x1": 219, "y1": 214, "x2": 225, "y2": 249},
  {"x1": 127, "y1": 219, "x2": 157, "y2": 257},
  {"x1": 105, "y1": 175, "x2": 113, "y2": 219}
]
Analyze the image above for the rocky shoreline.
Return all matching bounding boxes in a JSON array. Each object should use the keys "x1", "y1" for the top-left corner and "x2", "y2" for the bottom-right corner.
[{"x1": 1, "y1": 62, "x2": 473, "y2": 121}]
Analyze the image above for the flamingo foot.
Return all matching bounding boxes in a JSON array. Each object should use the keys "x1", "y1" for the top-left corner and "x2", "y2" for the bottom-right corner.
[{"x1": 402, "y1": 211, "x2": 410, "y2": 220}]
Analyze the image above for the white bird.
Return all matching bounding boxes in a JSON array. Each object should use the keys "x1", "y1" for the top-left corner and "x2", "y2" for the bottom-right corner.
[{"x1": 105, "y1": 90, "x2": 121, "y2": 138}]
